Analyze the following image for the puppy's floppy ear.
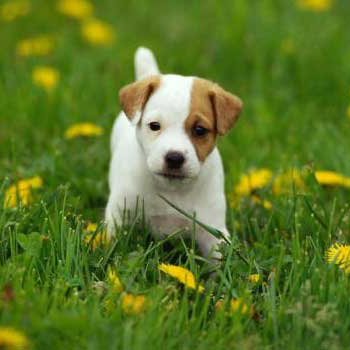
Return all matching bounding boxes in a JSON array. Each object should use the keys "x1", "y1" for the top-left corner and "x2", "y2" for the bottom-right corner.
[
  {"x1": 208, "y1": 84, "x2": 243, "y2": 136},
  {"x1": 119, "y1": 75, "x2": 160, "y2": 125}
]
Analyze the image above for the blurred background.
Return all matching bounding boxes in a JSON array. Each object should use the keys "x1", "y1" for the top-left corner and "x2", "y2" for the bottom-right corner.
[{"x1": 1, "y1": 0, "x2": 350, "y2": 217}]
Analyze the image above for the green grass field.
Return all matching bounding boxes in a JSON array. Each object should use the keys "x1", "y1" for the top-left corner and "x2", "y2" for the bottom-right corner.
[{"x1": 2, "y1": 0, "x2": 350, "y2": 349}]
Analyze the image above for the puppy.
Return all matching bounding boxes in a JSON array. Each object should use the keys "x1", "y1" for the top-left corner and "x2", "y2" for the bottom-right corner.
[{"x1": 105, "y1": 47, "x2": 242, "y2": 260}]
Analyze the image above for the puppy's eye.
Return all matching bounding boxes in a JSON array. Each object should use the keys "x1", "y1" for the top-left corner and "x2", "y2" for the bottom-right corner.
[
  {"x1": 149, "y1": 122, "x2": 161, "y2": 131},
  {"x1": 192, "y1": 125, "x2": 208, "y2": 137}
]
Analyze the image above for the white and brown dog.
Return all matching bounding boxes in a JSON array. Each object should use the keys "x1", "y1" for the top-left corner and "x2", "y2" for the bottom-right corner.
[{"x1": 106, "y1": 47, "x2": 242, "y2": 260}]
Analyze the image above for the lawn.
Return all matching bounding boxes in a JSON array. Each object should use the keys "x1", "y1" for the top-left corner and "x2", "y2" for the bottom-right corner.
[{"x1": 1, "y1": 0, "x2": 350, "y2": 349}]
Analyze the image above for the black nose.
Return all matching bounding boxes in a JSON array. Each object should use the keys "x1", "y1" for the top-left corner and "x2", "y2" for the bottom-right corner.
[{"x1": 165, "y1": 151, "x2": 185, "y2": 169}]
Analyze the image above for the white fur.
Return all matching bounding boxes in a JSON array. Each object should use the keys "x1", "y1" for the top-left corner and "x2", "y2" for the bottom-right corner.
[
  {"x1": 106, "y1": 47, "x2": 230, "y2": 260},
  {"x1": 135, "y1": 47, "x2": 160, "y2": 80}
]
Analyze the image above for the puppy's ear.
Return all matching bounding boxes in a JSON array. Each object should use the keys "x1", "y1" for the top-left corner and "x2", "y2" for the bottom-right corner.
[
  {"x1": 119, "y1": 75, "x2": 160, "y2": 125},
  {"x1": 209, "y1": 85, "x2": 243, "y2": 136}
]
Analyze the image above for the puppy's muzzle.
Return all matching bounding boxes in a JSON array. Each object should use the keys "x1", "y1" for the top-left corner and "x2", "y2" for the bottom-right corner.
[{"x1": 165, "y1": 151, "x2": 185, "y2": 170}]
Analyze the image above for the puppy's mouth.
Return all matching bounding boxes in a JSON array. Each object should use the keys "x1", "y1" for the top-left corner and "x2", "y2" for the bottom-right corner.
[{"x1": 156, "y1": 172, "x2": 187, "y2": 180}]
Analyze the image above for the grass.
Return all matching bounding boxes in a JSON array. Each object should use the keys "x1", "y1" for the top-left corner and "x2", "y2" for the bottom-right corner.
[{"x1": 1, "y1": 0, "x2": 350, "y2": 349}]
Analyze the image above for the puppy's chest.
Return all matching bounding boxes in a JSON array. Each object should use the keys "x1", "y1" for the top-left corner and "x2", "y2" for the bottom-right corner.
[
  {"x1": 145, "y1": 194, "x2": 200, "y2": 236},
  {"x1": 149, "y1": 214, "x2": 192, "y2": 238}
]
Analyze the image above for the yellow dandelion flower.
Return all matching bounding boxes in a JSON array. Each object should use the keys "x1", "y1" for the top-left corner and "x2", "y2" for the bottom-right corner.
[
  {"x1": 4, "y1": 176, "x2": 43, "y2": 208},
  {"x1": 273, "y1": 169, "x2": 305, "y2": 195},
  {"x1": 234, "y1": 169, "x2": 273, "y2": 197},
  {"x1": 251, "y1": 194, "x2": 273, "y2": 209},
  {"x1": 64, "y1": 123, "x2": 104, "y2": 139},
  {"x1": 84, "y1": 231, "x2": 109, "y2": 251},
  {"x1": 248, "y1": 274, "x2": 261, "y2": 284},
  {"x1": 0, "y1": 0, "x2": 30, "y2": 21},
  {"x1": 121, "y1": 293, "x2": 147, "y2": 314},
  {"x1": 346, "y1": 105, "x2": 350, "y2": 121},
  {"x1": 216, "y1": 298, "x2": 253, "y2": 316},
  {"x1": 231, "y1": 169, "x2": 273, "y2": 208},
  {"x1": 0, "y1": 327, "x2": 29, "y2": 349},
  {"x1": 230, "y1": 298, "x2": 253, "y2": 315},
  {"x1": 81, "y1": 18, "x2": 114, "y2": 46},
  {"x1": 16, "y1": 35, "x2": 54, "y2": 57},
  {"x1": 107, "y1": 266, "x2": 123, "y2": 293},
  {"x1": 57, "y1": 0, "x2": 93, "y2": 19},
  {"x1": 327, "y1": 243, "x2": 350, "y2": 273},
  {"x1": 86, "y1": 222, "x2": 98, "y2": 232},
  {"x1": 297, "y1": 0, "x2": 332, "y2": 11},
  {"x1": 32, "y1": 66, "x2": 59, "y2": 92},
  {"x1": 315, "y1": 171, "x2": 350, "y2": 188},
  {"x1": 158, "y1": 263, "x2": 204, "y2": 292}
]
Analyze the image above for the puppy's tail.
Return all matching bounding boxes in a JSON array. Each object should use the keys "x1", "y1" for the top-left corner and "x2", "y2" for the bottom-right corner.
[{"x1": 134, "y1": 47, "x2": 160, "y2": 81}]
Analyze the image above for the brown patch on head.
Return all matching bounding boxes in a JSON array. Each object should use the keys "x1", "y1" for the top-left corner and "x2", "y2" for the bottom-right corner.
[
  {"x1": 185, "y1": 78, "x2": 243, "y2": 162},
  {"x1": 185, "y1": 79, "x2": 217, "y2": 162},
  {"x1": 119, "y1": 75, "x2": 160, "y2": 123}
]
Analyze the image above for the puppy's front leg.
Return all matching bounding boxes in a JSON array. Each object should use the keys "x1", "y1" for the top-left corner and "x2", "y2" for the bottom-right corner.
[
  {"x1": 105, "y1": 195, "x2": 122, "y2": 237},
  {"x1": 196, "y1": 228, "x2": 229, "y2": 262}
]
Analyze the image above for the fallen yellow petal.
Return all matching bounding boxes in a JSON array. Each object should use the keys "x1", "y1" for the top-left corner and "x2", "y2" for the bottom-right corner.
[{"x1": 65, "y1": 123, "x2": 104, "y2": 139}]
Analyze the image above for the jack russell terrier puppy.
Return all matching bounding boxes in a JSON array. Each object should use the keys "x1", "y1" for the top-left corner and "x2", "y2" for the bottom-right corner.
[{"x1": 106, "y1": 47, "x2": 243, "y2": 260}]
